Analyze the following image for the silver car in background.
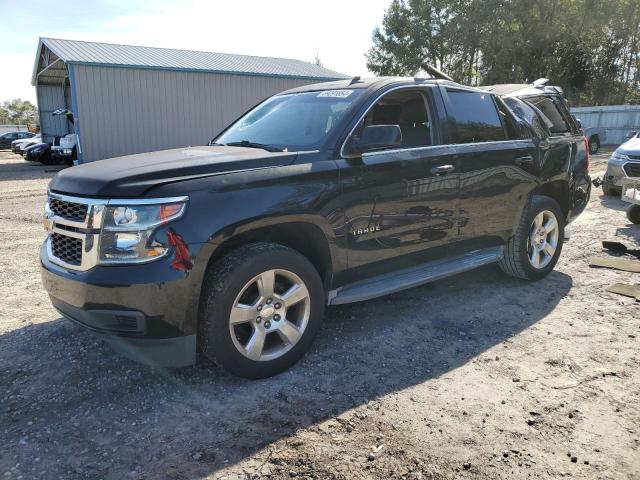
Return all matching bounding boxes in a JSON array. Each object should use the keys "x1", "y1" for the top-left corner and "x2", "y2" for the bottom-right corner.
[{"x1": 602, "y1": 131, "x2": 640, "y2": 196}]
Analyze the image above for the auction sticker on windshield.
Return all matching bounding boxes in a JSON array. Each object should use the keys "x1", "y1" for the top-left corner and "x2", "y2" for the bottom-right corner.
[{"x1": 317, "y1": 90, "x2": 354, "y2": 98}]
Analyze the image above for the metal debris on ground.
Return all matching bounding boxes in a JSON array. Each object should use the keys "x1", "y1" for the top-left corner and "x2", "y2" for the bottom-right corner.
[
  {"x1": 606, "y1": 284, "x2": 640, "y2": 301},
  {"x1": 589, "y1": 256, "x2": 640, "y2": 273}
]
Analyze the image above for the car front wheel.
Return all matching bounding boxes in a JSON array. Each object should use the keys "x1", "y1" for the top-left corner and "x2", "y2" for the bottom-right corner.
[
  {"x1": 199, "y1": 242, "x2": 325, "y2": 379},
  {"x1": 602, "y1": 182, "x2": 621, "y2": 197},
  {"x1": 499, "y1": 195, "x2": 565, "y2": 280}
]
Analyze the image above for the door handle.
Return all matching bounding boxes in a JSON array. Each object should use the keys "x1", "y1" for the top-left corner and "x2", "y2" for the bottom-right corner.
[
  {"x1": 430, "y1": 164, "x2": 455, "y2": 175},
  {"x1": 514, "y1": 155, "x2": 534, "y2": 166}
]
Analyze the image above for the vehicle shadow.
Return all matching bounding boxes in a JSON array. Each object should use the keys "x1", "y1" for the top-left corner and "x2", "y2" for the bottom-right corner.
[
  {"x1": 615, "y1": 224, "x2": 640, "y2": 243},
  {"x1": 0, "y1": 266, "x2": 572, "y2": 479},
  {"x1": 599, "y1": 193, "x2": 629, "y2": 212}
]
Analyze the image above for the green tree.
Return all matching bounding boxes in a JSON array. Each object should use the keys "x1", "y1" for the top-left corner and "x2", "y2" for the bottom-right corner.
[
  {"x1": 366, "y1": 0, "x2": 640, "y2": 105},
  {"x1": 0, "y1": 99, "x2": 38, "y2": 125}
]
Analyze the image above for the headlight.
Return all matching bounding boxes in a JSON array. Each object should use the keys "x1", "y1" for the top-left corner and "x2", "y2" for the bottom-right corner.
[
  {"x1": 610, "y1": 151, "x2": 630, "y2": 164},
  {"x1": 99, "y1": 201, "x2": 187, "y2": 264}
]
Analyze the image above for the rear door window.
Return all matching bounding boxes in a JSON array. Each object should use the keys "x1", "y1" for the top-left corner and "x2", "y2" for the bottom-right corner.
[
  {"x1": 445, "y1": 89, "x2": 506, "y2": 143},
  {"x1": 503, "y1": 96, "x2": 551, "y2": 139},
  {"x1": 525, "y1": 96, "x2": 570, "y2": 135}
]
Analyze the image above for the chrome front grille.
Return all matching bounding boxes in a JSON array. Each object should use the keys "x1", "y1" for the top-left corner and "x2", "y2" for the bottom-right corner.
[
  {"x1": 624, "y1": 162, "x2": 640, "y2": 177},
  {"x1": 51, "y1": 232, "x2": 82, "y2": 266},
  {"x1": 50, "y1": 198, "x2": 88, "y2": 222},
  {"x1": 45, "y1": 193, "x2": 105, "y2": 271}
]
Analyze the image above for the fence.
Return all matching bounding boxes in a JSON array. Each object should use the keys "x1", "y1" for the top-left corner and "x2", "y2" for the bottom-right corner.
[
  {"x1": 570, "y1": 105, "x2": 640, "y2": 146},
  {"x1": 0, "y1": 125, "x2": 29, "y2": 134}
]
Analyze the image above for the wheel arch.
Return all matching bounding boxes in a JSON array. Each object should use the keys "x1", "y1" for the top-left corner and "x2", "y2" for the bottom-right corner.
[
  {"x1": 532, "y1": 180, "x2": 571, "y2": 221},
  {"x1": 202, "y1": 217, "x2": 337, "y2": 294}
]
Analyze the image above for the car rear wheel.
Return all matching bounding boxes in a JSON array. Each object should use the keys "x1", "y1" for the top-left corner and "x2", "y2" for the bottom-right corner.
[
  {"x1": 199, "y1": 242, "x2": 325, "y2": 378},
  {"x1": 589, "y1": 136, "x2": 600, "y2": 154},
  {"x1": 499, "y1": 195, "x2": 565, "y2": 280}
]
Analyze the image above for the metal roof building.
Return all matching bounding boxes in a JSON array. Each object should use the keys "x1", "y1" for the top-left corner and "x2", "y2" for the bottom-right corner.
[{"x1": 32, "y1": 38, "x2": 348, "y2": 163}]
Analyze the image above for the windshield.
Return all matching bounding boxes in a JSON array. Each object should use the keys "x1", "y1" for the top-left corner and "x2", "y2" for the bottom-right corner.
[{"x1": 214, "y1": 89, "x2": 364, "y2": 151}]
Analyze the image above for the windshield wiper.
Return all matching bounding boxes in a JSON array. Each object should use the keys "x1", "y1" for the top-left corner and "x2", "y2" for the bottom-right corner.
[{"x1": 223, "y1": 140, "x2": 285, "y2": 152}]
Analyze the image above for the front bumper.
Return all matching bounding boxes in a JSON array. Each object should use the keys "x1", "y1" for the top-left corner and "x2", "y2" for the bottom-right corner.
[
  {"x1": 51, "y1": 149, "x2": 74, "y2": 159},
  {"x1": 605, "y1": 160, "x2": 640, "y2": 188},
  {"x1": 11, "y1": 146, "x2": 23, "y2": 154},
  {"x1": 24, "y1": 151, "x2": 43, "y2": 162},
  {"x1": 40, "y1": 243, "x2": 199, "y2": 367}
]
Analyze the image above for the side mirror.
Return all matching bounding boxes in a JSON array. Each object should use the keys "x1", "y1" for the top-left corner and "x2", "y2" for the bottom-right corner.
[
  {"x1": 626, "y1": 131, "x2": 637, "y2": 139},
  {"x1": 574, "y1": 118, "x2": 582, "y2": 128},
  {"x1": 347, "y1": 125, "x2": 402, "y2": 155}
]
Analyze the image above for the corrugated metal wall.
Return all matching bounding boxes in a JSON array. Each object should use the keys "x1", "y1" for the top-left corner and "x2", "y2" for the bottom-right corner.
[
  {"x1": 37, "y1": 84, "x2": 72, "y2": 143},
  {"x1": 570, "y1": 105, "x2": 640, "y2": 146},
  {"x1": 71, "y1": 65, "x2": 317, "y2": 162}
]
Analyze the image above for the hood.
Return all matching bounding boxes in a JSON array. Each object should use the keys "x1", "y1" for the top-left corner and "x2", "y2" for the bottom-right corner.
[
  {"x1": 49, "y1": 145, "x2": 298, "y2": 197},
  {"x1": 26, "y1": 142, "x2": 49, "y2": 152},
  {"x1": 12, "y1": 137, "x2": 39, "y2": 147},
  {"x1": 618, "y1": 137, "x2": 640, "y2": 154}
]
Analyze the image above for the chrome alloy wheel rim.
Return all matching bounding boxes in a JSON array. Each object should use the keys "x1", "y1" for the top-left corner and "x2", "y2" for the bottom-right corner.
[
  {"x1": 528, "y1": 210, "x2": 559, "y2": 269},
  {"x1": 229, "y1": 269, "x2": 311, "y2": 362}
]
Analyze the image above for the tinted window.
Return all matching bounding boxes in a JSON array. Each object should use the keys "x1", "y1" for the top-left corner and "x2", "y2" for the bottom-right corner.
[
  {"x1": 361, "y1": 89, "x2": 432, "y2": 148},
  {"x1": 503, "y1": 96, "x2": 550, "y2": 139},
  {"x1": 215, "y1": 89, "x2": 364, "y2": 151},
  {"x1": 526, "y1": 96, "x2": 569, "y2": 135},
  {"x1": 446, "y1": 89, "x2": 505, "y2": 143}
]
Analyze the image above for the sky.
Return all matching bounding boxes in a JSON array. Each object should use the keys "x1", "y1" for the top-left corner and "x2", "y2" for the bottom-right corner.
[{"x1": 0, "y1": 0, "x2": 392, "y2": 104}]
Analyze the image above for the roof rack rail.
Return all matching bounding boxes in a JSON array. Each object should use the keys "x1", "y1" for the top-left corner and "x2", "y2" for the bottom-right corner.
[
  {"x1": 349, "y1": 76, "x2": 361, "y2": 85},
  {"x1": 421, "y1": 64, "x2": 454, "y2": 82}
]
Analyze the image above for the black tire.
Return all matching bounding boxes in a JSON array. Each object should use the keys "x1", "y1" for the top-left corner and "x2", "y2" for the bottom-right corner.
[
  {"x1": 589, "y1": 136, "x2": 600, "y2": 154},
  {"x1": 499, "y1": 195, "x2": 565, "y2": 281},
  {"x1": 602, "y1": 182, "x2": 621, "y2": 197},
  {"x1": 199, "y1": 242, "x2": 325, "y2": 379},
  {"x1": 627, "y1": 204, "x2": 640, "y2": 224}
]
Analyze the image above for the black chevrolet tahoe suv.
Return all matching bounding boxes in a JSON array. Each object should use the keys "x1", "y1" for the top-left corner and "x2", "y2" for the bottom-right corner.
[{"x1": 41, "y1": 77, "x2": 591, "y2": 378}]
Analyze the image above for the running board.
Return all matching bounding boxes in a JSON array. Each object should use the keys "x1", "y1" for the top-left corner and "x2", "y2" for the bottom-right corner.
[{"x1": 328, "y1": 246, "x2": 504, "y2": 305}]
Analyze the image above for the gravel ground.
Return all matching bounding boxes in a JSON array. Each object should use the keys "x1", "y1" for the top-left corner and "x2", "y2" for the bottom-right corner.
[{"x1": 0, "y1": 148, "x2": 639, "y2": 480}]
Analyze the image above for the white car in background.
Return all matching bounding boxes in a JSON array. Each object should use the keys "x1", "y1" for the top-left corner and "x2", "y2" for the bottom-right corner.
[
  {"x1": 50, "y1": 108, "x2": 78, "y2": 165},
  {"x1": 601, "y1": 131, "x2": 640, "y2": 196},
  {"x1": 51, "y1": 133, "x2": 78, "y2": 165},
  {"x1": 11, "y1": 135, "x2": 42, "y2": 155}
]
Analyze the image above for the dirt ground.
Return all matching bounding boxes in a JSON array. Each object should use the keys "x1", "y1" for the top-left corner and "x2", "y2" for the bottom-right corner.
[{"x1": 0, "y1": 148, "x2": 638, "y2": 480}]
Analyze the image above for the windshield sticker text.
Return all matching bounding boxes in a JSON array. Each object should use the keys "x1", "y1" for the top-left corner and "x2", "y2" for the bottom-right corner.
[{"x1": 317, "y1": 90, "x2": 354, "y2": 98}]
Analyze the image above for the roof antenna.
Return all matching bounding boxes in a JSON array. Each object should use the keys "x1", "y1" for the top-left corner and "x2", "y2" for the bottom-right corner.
[
  {"x1": 421, "y1": 64, "x2": 454, "y2": 82},
  {"x1": 349, "y1": 76, "x2": 361, "y2": 85}
]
